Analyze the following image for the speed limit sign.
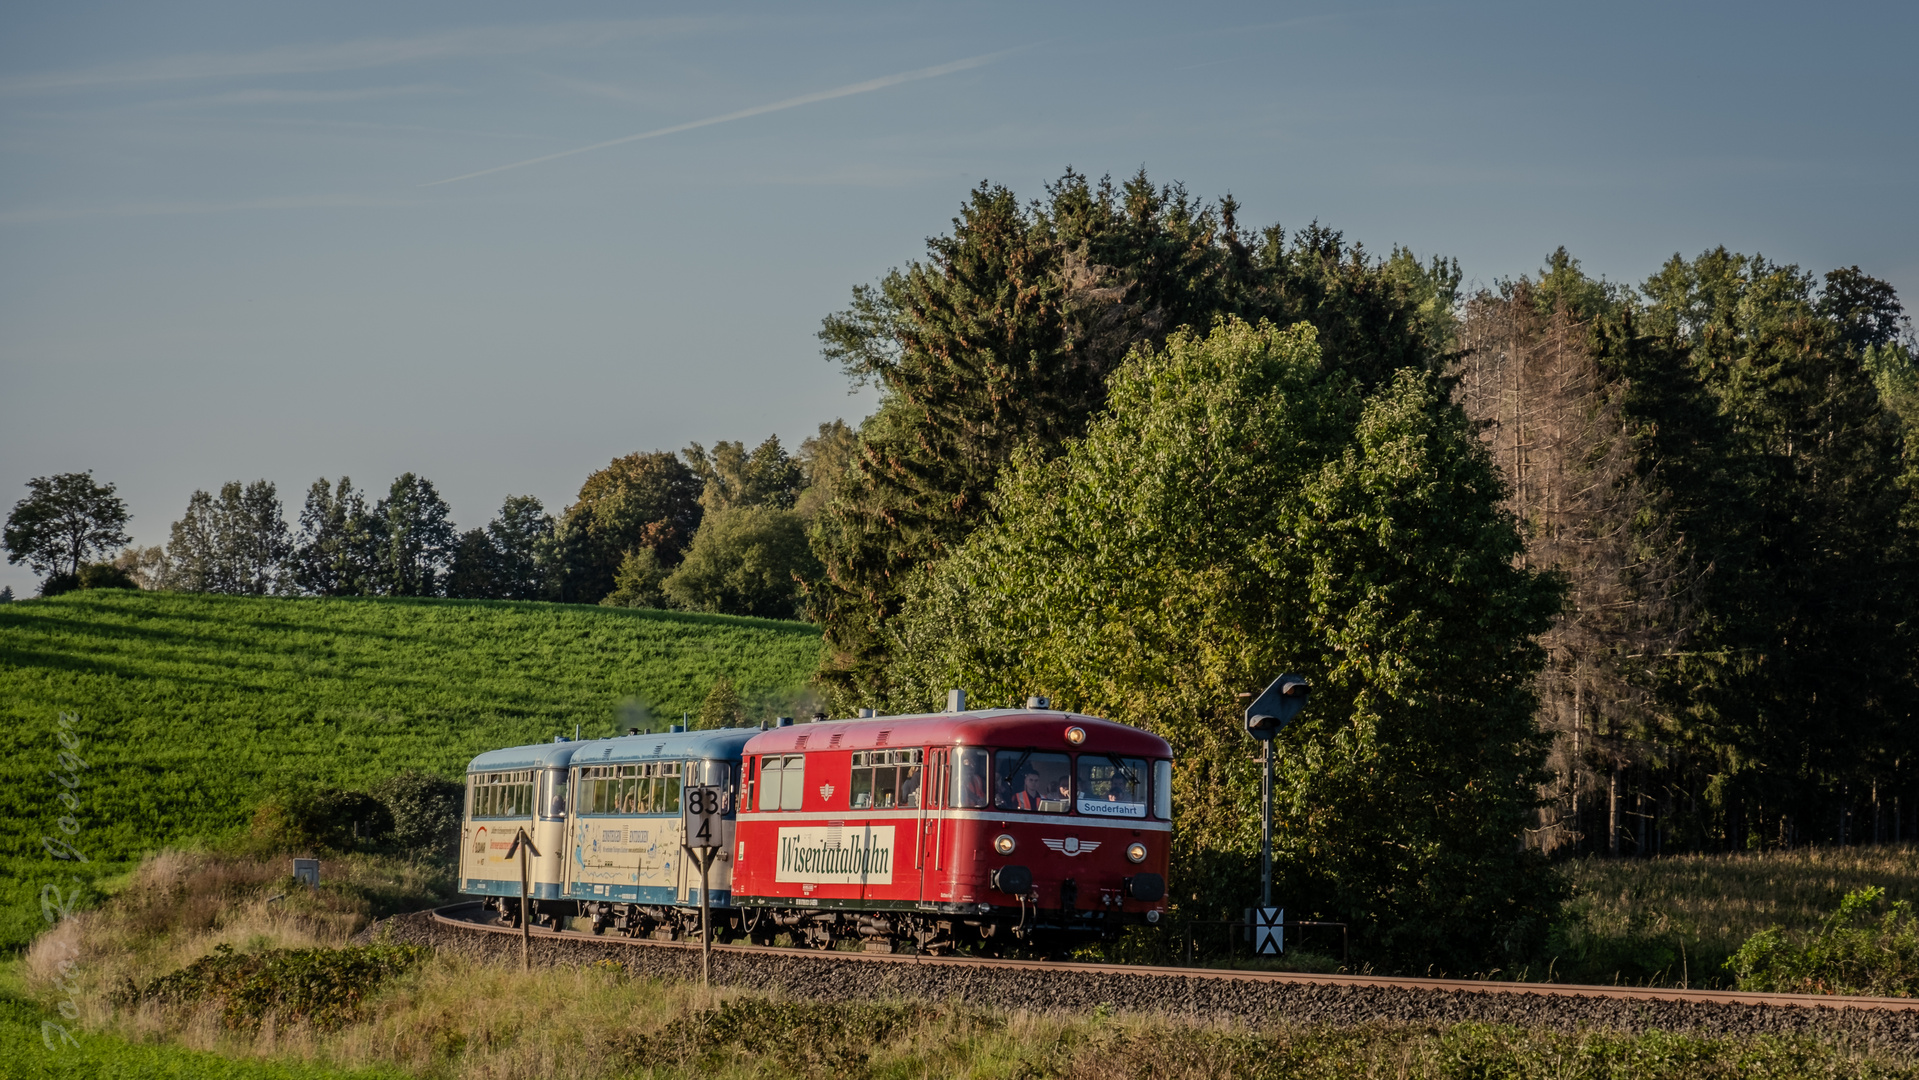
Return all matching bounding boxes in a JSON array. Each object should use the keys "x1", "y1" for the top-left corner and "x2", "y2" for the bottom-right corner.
[{"x1": 682, "y1": 784, "x2": 724, "y2": 851}]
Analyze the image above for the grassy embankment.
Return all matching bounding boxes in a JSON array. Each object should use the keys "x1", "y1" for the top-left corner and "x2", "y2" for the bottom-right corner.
[
  {"x1": 0, "y1": 590, "x2": 825, "y2": 953},
  {"x1": 8, "y1": 848, "x2": 1915, "y2": 1080},
  {"x1": 1552, "y1": 844, "x2": 1919, "y2": 988}
]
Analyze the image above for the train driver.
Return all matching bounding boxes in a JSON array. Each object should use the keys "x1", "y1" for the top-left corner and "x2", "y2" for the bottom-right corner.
[{"x1": 1014, "y1": 769, "x2": 1046, "y2": 811}]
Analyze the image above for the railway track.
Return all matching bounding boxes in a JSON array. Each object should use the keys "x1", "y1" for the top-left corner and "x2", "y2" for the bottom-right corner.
[{"x1": 378, "y1": 901, "x2": 1919, "y2": 1041}]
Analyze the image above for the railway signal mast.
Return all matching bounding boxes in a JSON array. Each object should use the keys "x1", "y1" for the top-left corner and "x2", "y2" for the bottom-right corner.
[{"x1": 1243, "y1": 674, "x2": 1310, "y2": 955}]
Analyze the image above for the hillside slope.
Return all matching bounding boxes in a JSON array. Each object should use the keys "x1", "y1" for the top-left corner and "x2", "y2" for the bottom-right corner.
[{"x1": 0, "y1": 590, "x2": 823, "y2": 951}]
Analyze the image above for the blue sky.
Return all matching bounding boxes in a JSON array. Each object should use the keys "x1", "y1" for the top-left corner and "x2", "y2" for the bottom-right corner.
[{"x1": 3, "y1": 1, "x2": 1914, "y2": 595}]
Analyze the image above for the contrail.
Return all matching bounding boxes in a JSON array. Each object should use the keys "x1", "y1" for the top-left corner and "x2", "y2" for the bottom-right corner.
[{"x1": 422, "y1": 51, "x2": 1007, "y2": 187}]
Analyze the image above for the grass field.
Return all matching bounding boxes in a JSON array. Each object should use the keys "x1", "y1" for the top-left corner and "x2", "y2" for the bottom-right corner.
[
  {"x1": 0, "y1": 590, "x2": 824, "y2": 952},
  {"x1": 1552, "y1": 845, "x2": 1919, "y2": 988}
]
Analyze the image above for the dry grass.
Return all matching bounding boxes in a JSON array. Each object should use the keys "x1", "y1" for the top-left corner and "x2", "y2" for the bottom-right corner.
[
  {"x1": 1553, "y1": 844, "x2": 1919, "y2": 987},
  {"x1": 20, "y1": 844, "x2": 1919, "y2": 1077},
  {"x1": 23, "y1": 847, "x2": 450, "y2": 1021}
]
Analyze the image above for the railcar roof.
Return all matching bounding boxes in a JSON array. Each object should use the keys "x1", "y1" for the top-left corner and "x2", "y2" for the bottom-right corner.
[
  {"x1": 465, "y1": 727, "x2": 760, "y2": 773},
  {"x1": 465, "y1": 740, "x2": 583, "y2": 773},
  {"x1": 740, "y1": 710, "x2": 1171, "y2": 757},
  {"x1": 566, "y1": 726, "x2": 760, "y2": 766}
]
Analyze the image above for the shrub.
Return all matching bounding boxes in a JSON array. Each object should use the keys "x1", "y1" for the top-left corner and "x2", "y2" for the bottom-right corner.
[
  {"x1": 617, "y1": 998, "x2": 953, "y2": 1073},
  {"x1": 250, "y1": 787, "x2": 394, "y2": 854},
  {"x1": 78, "y1": 561, "x2": 139, "y2": 590},
  {"x1": 37, "y1": 572, "x2": 80, "y2": 597},
  {"x1": 1727, "y1": 886, "x2": 1919, "y2": 995},
  {"x1": 663, "y1": 505, "x2": 819, "y2": 619},
  {"x1": 370, "y1": 770, "x2": 463, "y2": 857},
  {"x1": 126, "y1": 942, "x2": 429, "y2": 1030}
]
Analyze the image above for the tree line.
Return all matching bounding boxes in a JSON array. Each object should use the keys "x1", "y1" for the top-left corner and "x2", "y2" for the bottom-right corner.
[
  {"x1": 2, "y1": 424, "x2": 855, "y2": 621},
  {"x1": 1452, "y1": 248, "x2": 1918, "y2": 861}
]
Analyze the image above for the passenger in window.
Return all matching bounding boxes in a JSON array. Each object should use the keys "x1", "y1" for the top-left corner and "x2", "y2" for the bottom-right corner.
[
  {"x1": 900, "y1": 768, "x2": 921, "y2": 808},
  {"x1": 957, "y1": 750, "x2": 990, "y2": 809},
  {"x1": 1054, "y1": 775, "x2": 1072, "y2": 803}
]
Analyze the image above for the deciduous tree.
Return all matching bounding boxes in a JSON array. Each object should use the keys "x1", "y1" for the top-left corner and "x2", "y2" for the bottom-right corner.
[
  {"x1": 3, "y1": 471, "x2": 131, "y2": 587},
  {"x1": 163, "y1": 480, "x2": 290, "y2": 594},
  {"x1": 663, "y1": 505, "x2": 818, "y2": 619},
  {"x1": 374, "y1": 473, "x2": 456, "y2": 597},
  {"x1": 550, "y1": 452, "x2": 702, "y2": 603},
  {"x1": 889, "y1": 319, "x2": 1563, "y2": 970}
]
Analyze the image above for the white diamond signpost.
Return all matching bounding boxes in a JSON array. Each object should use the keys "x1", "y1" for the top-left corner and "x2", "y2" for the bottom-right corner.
[
  {"x1": 682, "y1": 783, "x2": 725, "y2": 986},
  {"x1": 1243, "y1": 674, "x2": 1310, "y2": 956}
]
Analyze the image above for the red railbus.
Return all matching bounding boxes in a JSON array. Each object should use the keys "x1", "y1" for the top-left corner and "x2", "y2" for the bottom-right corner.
[{"x1": 731, "y1": 707, "x2": 1172, "y2": 952}]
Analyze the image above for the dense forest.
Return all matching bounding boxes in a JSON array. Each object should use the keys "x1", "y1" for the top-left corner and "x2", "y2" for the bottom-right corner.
[{"x1": 9, "y1": 169, "x2": 1915, "y2": 970}]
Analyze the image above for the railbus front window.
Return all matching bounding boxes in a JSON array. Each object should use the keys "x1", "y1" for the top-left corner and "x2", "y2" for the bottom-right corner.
[
  {"x1": 540, "y1": 768, "x2": 568, "y2": 819},
  {"x1": 996, "y1": 752, "x2": 1071, "y2": 813},
  {"x1": 1075, "y1": 755, "x2": 1148, "y2": 818},
  {"x1": 1153, "y1": 759, "x2": 1173, "y2": 819}
]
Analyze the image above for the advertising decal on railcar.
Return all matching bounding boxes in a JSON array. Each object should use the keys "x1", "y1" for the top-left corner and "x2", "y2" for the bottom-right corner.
[{"x1": 775, "y1": 824, "x2": 895, "y2": 884}]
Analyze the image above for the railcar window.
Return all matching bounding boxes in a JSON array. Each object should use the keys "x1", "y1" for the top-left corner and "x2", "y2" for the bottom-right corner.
[
  {"x1": 1154, "y1": 759, "x2": 1173, "y2": 819},
  {"x1": 850, "y1": 748, "x2": 924, "y2": 809},
  {"x1": 577, "y1": 761, "x2": 683, "y2": 815},
  {"x1": 996, "y1": 752, "x2": 1071, "y2": 813},
  {"x1": 1075, "y1": 755, "x2": 1148, "y2": 818},
  {"x1": 778, "y1": 755, "x2": 804, "y2": 810},
  {"x1": 953, "y1": 748, "x2": 991, "y2": 808},
  {"x1": 756, "y1": 757, "x2": 776, "y2": 811},
  {"x1": 471, "y1": 770, "x2": 535, "y2": 819}
]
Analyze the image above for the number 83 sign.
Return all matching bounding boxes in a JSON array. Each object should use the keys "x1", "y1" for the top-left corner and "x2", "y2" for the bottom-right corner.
[{"x1": 682, "y1": 785, "x2": 724, "y2": 851}]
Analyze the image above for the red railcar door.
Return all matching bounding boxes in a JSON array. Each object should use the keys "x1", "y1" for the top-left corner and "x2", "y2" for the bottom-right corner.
[{"x1": 922, "y1": 749, "x2": 948, "y2": 899}]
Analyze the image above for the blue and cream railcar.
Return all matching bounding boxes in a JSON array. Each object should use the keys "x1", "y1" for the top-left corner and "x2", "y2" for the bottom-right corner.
[
  {"x1": 563, "y1": 727, "x2": 758, "y2": 938},
  {"x1": 460, "y1": 727, "x2": 760, "y2": 936},
  {"x1": 461, "y1": 739, "x2": 577, "y2": 919}
]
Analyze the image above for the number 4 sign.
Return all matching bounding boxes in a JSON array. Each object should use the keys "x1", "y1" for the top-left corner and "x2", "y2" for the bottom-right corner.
[{"x1": 683, "y1": 785, "x2": 724, "y2": 851}]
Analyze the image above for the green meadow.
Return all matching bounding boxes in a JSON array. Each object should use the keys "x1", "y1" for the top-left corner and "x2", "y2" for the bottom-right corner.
[{"x1": 0, "y1": 590, "x2": 824, "y2": 952}]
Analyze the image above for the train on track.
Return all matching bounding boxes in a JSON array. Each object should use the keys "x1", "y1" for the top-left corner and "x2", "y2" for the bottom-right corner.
[{"x1": 461, "y1": 699, "x2": 1172, "y2": 953}]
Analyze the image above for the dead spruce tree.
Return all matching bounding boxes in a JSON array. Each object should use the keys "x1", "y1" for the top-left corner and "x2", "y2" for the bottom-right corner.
[{"x1": 1454, "y1": 280, "x2": 1694, "y2": 855}]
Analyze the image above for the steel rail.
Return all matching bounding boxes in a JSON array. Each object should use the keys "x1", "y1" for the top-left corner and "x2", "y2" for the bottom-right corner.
[{"x1": 426, "y1": 901, "x2": 1919, "y2": 1013}]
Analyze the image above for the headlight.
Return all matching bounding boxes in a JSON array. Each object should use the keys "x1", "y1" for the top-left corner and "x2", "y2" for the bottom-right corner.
[
  {"x1": 995, "y1": 833, "x2": 1017, "y2": 855},
  {"x1": 1065, "y1": 726, "x2": 1086, "y2": 745},
  {"x1": 1126, "y1": 842, "x2": 1148, "y2": 864}
]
